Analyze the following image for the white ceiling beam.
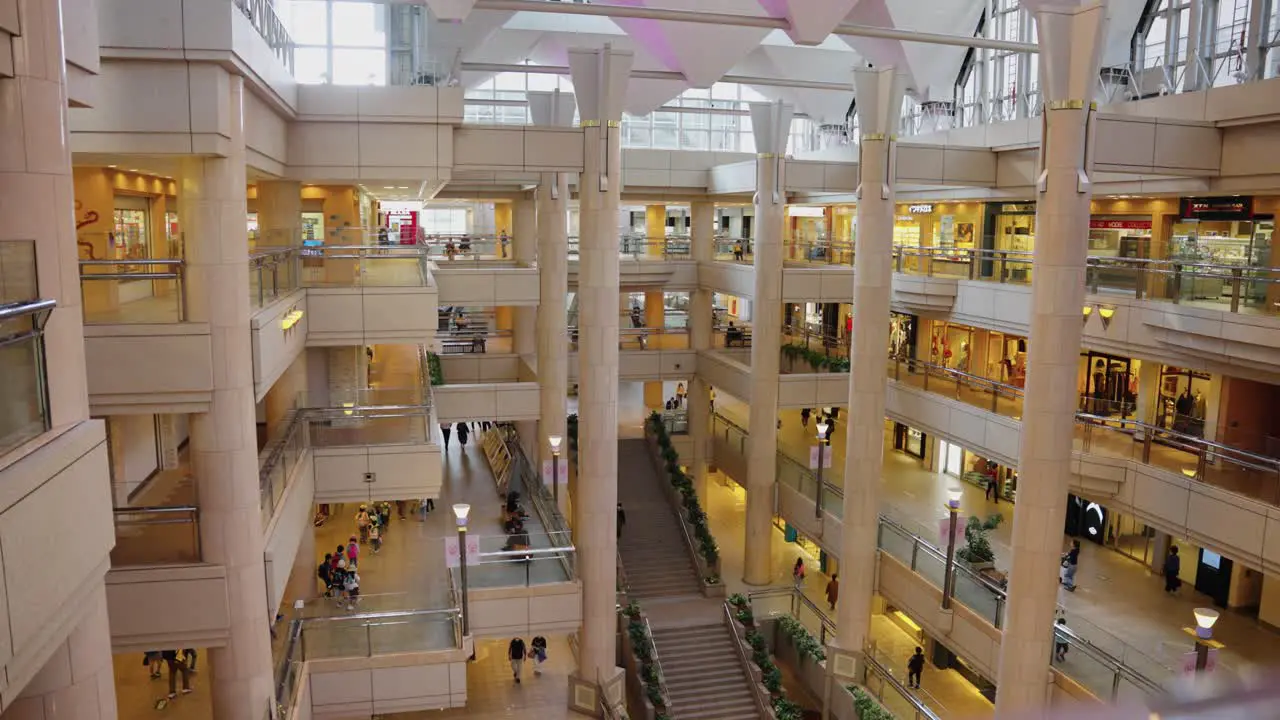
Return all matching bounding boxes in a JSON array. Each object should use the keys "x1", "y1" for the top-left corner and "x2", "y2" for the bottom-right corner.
[{"x1": 470, "y1": 0, "x2": 1039, "y2": 53}]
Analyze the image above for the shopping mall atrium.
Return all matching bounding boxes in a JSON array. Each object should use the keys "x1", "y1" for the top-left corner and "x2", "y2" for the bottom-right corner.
[{"x1": 10, "y1": 0, "x2": 1280, "y2": 718}]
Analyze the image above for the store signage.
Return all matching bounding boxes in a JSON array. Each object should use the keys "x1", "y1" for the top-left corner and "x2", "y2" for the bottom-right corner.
[
  {"x1": 1089, "y1": 219, "x2": 1152, "y2": 230},
  {"x1": 1000, "y1": 203, "x2": 1037, "y2": 214},
  {"x1": 908, "y1": 204, "x2": 934, "y2": 214},
  {"x1": 1179, "y1": 196, "x2": 1253, "y2": 221}
]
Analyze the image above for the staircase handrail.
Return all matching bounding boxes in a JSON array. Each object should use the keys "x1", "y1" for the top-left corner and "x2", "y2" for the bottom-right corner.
[
  {"x1": 643, "y1": 617, "x2": 673, "y2": 703},
  {"x1": 722, "y1": 602, "x2": 774, "y2": 720}
]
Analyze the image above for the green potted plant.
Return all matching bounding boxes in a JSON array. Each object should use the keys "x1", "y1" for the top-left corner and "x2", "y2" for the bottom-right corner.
[{"x1": 955, "y1": 514, "x2": 1004, "y2": 570}]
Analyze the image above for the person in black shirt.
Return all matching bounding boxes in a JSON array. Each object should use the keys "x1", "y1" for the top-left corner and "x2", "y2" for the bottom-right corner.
[
  {"x1": 509, "y1": 637, "x2": 527, "y2": 683},
  {"x1": 1061, "y1": 539, "x2": 1081, "y2": 591},
  {"x1": 907, "y1": 647, "x2": 925, "y2": 689},
  {"x1": 161, "y1": 649, "x2": 192, "y2": 698},
  {"x1": 1163, "y1": 546, "x2": 1182, "y2": 594},
  {"x1": 617, "y1": 503, "x2": 626, "y2": 539},
  {"x1": 530, "y1": 636, "x2": 548, "y2": 675}
]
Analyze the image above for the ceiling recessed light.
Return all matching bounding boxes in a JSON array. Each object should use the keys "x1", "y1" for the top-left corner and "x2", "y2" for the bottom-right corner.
[
  {"x1": 106, "y1": 164, "x2": 117, "y2": 168},
  {"x1": 383, "y1": 186, "x2": 395, "y2": 189},
  {"x1": 398, "y1": 186, "x2": 409, "y2": 189}
]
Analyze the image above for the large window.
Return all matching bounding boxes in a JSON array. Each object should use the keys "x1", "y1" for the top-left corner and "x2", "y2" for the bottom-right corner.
[
  {"x1": 280, "y1": 0, "x2": 387, "y2": 85},
  {"x1": 420, "y1": 208, "x2": 469, "y2": 235},
  {"x1": 465, "y1": 75, "x2": 819, "y2": 153}
]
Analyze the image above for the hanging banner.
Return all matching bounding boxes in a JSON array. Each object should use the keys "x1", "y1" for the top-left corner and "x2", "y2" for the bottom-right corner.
[
  {"x1": 542, "y1": 459, "x2": 570, "y2": 485},
  {"x1": 444, "y1": 535, "x2": 481, "y2": 568},
  {"x1": 808, "y1": 446, "x2": 834, "y2": 469}
]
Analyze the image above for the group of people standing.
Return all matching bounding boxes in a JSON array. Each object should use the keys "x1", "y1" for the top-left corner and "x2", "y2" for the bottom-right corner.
[{"x1": 142, "y1": 649, "x2": 197, "y2": 701}]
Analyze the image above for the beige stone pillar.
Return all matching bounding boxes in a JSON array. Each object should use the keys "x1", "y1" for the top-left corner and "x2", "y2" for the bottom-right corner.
[
  {"x1": 566, "y1": 46, "x2": 633, "y2": 711},
  {"x1": 256, "y1": 180, "x2": 302, "y2": 247},
  {"x1": 743, "y1": 101, "x2": 793, "y2": 586},
  {"x1": 180, "y1": 75, "x2": 275, "y2": 720},
  {"x1": 688, "y1": 201, "x2": 715, "y2": 505},
  {"x1": 644, "y1": 290, "x2": 666, "y2": 407},
  {"x1": 1, "y1": 586, "x2": 116, "y2": 720},
  {"x1": 2, "y1": 0, "x2": 93, "y2": 430},
  {"x1": 836, "y1": 68, "x2": 907, "y2": 656},
  {"x1": 531, "y1": 90, "x2": 576, "y2": 518},
  {"x1": 645, "y1": 205, "x2": 666, "y2": 257},
  {"x1": 995, "y1": 3, "x2": 1105, "y2": 714}
]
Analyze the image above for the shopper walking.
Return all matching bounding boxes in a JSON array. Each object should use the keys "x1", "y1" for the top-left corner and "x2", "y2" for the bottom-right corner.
[
  {"x1": 530, "y1": 635, "x2": 548, "y2": 675},
  {"x1": 675, "y1": 382, "x2": 686, "y2": 406},
  {"x1": 1163, "y1": 546, "x2": 1182, "y2": 594},
  {"x1": 456, "y1": 422, "x2": 470, "y2": 447},
  {"x1": 347, "y1": 535, "x2": 360, "y2": 570},
  {"x1": 907, "y1": 647, "x2": 925, "y2": 689},
  {"x1": 356, "y1": 504, "x2": 372, "y2": 543},
  {"x1": 441, "y1": 423, "x2": 451, "y2": 450},
  {"x1": 617, "y1": 502, "x2": 627, "y2": 539},
  {"x1": 183, "y1": 649, "x2": 197, "y2": 672},
  {"x1": 824, "y1": 573, "x2": 839, "y2": 611},
  {"x1": 792, "y1": 558, "x2": 806, "y2": 589},
  {"x1": 143, "y1": 651, "x2": 163, "y2": 679},
  {"x1": 318, "y1": 554, "x2": 334, "y2": 596},
  {"x1": 800, "y1": 408, "x2": 811, "y2": 427},
  {"x1": 161, "y1": 650, "x2": 192, "y2": 699},
  {"x1": 508, "y1": 637, "x2": 527, "y2": 684},
  {"x1": 1060, "y1": 539, "x2": 1081, "y2": 592}
]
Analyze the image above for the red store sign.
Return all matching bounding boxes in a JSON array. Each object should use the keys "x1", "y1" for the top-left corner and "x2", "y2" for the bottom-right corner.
[{"x1": 1090, "y1": 219, "x2": 1151, "y2": 230}]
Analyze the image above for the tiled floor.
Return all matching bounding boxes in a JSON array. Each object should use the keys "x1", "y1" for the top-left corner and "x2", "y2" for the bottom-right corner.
[
  {"x1": 710, "y1": 395, "x2": 1280, "y2": 692},
  {"x1": 84, "y1": 291, "x2": 184, "y2": 324},
  {"x1": 114, "y1": 651, "x2": 212, "y2": 720}
]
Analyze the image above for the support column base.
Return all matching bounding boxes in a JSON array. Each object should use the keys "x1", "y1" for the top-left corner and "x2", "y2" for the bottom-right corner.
[{"x1": 568, "y1": 666, "x2": 624, "y2": 718}]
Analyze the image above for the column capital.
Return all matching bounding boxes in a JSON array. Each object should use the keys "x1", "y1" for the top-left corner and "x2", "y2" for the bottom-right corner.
[
  {"x1": 1029, "y1": 0, "x2": 1107, "y2": 104},
  {"x1": 853, "y1": 66, "x2": 908, "y2": 137},
  {"x1": 529, "y1": 89, "x2": 578, "y2": 128},
  {"x1": 748, "y1": 101, "x2": 794, "y2": 156},
  {"x1": 567, "y1": 46, "x2": 634, "y2": 123}
]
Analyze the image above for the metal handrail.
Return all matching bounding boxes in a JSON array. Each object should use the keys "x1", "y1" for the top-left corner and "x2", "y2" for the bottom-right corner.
[
  {"x1": 722, "y1": 602, "x2": 773, "y2": 720},
  {"x1": 861, "y1": 649, "x2": 943, "y2": 720},
  {"x1": 0, "y1": 298, "x2": 56, "y2": 322},
  {"x1": 642, "y1": 616, "x2": 673, "y2": 702}
]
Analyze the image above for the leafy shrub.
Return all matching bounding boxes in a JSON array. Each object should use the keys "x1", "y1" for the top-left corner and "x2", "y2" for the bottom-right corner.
[
  {"x1": 645, "y1": 411, "x2": 721, "y2": 573},
  {"x1": 426, "y1": 352, "x2": 444, "y2": 386},
  {"x1": 772, "y1": 697, "x2": 802, "y2": 720},
  {"x1": 956, "y1": 514, "x2": 1003, "y2": 564},
  {"x1": 778, "y1": 615, "x2": 826, "y2": 663},
  {"x1": 849, "y1": 686, "x2": 894, "y2": 720}
]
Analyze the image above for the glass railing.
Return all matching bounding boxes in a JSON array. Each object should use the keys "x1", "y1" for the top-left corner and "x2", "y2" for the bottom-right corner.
[
  {"x1": 78, "y1": 258, "x2": 186, "y2": 323},
  {"x1": 297, "y1": 608, "x2": 460, "y2": 659},
  {"x1": 305, "y1": 406, "x2": 431, "y2": 447},
  {"x1": 437, "y1": 328, "x2": 513, "y2": 354},
  {"x1": 110, "y1": 505, "x2": 201, "y2": 566},
  {"x1": 453, "y1": 532, "x2": 576, "y2": 589},
  {"x1": 500, "y1": 429, "x2": 571, "y2": 537},
  {"x1": 249, "y1": 242, "x2": 434, "y2": 308},
  {"x1": 259, "y1": 412, "x2": 307, "y2": 530},
  {"x1": 0, "y1": 295, "x2": 55, "y2": 455},
  {"x1": 568, "y1": 234, "x2": 692, "y2": 261},
  {"x1": 568, "y1": 325, "x2": 690, "y2": 351}
]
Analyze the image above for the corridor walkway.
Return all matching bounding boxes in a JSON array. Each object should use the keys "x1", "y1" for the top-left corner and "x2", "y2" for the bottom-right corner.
[{"x1": 710, "y1": 396, "x2": 1280, "y2": 692}]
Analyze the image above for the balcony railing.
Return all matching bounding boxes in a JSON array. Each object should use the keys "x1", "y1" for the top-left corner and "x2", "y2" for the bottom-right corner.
[
  {"x1": 249, "y1": 242, "x2": 435, "y2": 309},
  {"x1": 0, "y1": 297, "x2": 55, "y2": 455},
  {"x1": 111, "y1": 505, "x2": 201, "y2": 566},
  {"x1": 568, "y1": 234, "x2": 693, "y2": 261},
  {"x1": 232, "y1": 0, "x2": 295, "y2": 73},
  {"x1": 78, "y1": 259, "x2": 186, "y2": 324}
]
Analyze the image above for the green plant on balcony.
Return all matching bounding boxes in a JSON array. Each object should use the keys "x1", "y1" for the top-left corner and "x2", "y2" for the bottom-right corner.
[
  {"x1": 728, "y1": 593, "x2": 749, "y2": 609},
  {"x1": 848, "y1": 685, "x2": 894, "y2": 720},
  {"x1": 645, "y1": 411, "x2": 721, "y2": 576},
  {"x1": 778, "y1": 615, "x2": 826, "y2": 663},
  {"x1": 955, "y1": 514, "x2": 1004, "y2": 566},
  {"x1": 762, "y1": 665, "x2": 783, "y2": 696},
  {"x1": 426, "y1": 351, "x2": 444, "y2": 386},
  {"x1": 772, "y1": 697, "x2": 802, "y2": 720}
]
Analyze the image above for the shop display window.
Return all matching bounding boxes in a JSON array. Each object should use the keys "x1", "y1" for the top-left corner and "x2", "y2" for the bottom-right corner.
[
  {"x1": 888, "y1": 312, "x2": 916, "y2": 358},
  {"x1": 929, "y1": 322, "x2": 974, "y2": 373},
  {"x1": 165, "y1": 211, "x2": 180, "y2": 259},
  {"x1": 1157, "y1": 366, "x2": 1210, "y2": 437},
  {"x1": 112, "y1": 207, "x2": 150, "y2": 273},
  {"x1": 1078, "y1": 352, "x2": 1137, "y2": 419}
]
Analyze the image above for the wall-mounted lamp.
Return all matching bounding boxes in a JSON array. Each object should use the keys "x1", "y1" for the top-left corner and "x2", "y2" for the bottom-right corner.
[
  {"x1": 1097, "y1": 305, "x2": 1116, "y2": 330},
  {"x1": 1081, "y1": 305, "x2": 1093, "y2": 324},
  {"x1": 281, "y1": 308, "x2": 305, "y2": 331}
]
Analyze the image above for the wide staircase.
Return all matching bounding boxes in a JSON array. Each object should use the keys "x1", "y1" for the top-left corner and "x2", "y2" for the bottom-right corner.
[
  {"x1": 617, "y1": 438, "x2": 702, "y2": 599},
  {"x1": 651, "y1": 624, "x2": 762, "y2": 720}
]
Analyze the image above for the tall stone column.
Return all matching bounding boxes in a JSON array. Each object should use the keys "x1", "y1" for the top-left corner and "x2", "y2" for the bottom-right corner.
[
  {"x1": 1, "y1": 586, "x2": 116, "y2": 720},
  {"x1": 1, "y1": 0, "x2": 92, "y2": 429},
  {"x1": 645, "y1": 204, "x2": 666, "y2": 257},
  {"x1": 834, "y1": 68, "x2": 907, "y2": 661},
  {"x1": 256, "y1": 180, "x2": 302, "y2": 247},
  {"x1": 180, "y1": 75, "x2": 275, "y2": 720},
  {"x1": 566, "y1": 46, "x2": 633, "y2": 713},
  {"x1": 688, "y1": 201, "x2": 715, "y2": 505},
  {"x1": 995, "y1": 3, "x2": 1105, "y2": 714},
  {"x1": 743, "y1": 101, "x2": 793, "y2": 586},
  {"x1": 531, "y1": 90, "x2": 576, "y2": 518},
  {"x1": 513, "y1": 196, "x2": 537, "y2": 357}
]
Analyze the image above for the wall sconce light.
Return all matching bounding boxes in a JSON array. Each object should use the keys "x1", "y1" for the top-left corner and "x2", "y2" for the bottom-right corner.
[
  {"x1": 1097, "y1": 305, "x2": 1115, "y2": 330},
  {"x1": 281, "y1": 308, "x2": 304, "y2": 331},
  {"x1": 1081, "y1": 305, "x2": 1093, "y2": 324}
]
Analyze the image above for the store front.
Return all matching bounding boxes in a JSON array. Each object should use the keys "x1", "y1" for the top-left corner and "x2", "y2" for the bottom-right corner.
[
  {"x1": 981, "y1": 202, "x2": 1036, "y2": 282},
  {"x1": 1078, "y1": 351, "x2": 1139, "y2": 419},
  {"x1": 893, "y1": 202, "x2": 982, "y2": 273},
  {"x1": 1156, "y1": 365, "x2": 1212, "y2": 437},
  {"x1": 774, "y1": 516, "x2": 838, "y2": 576},
  {"x1": 1173, "y1": 196, "x2": 1273, "y2": 266},
  {"x1": 939, "y1": 439, "x2": 1017, "y2": 502},
  {"x1": 1065, "y1": 494, "x2": 1108, "y2": 544},
  {"x1": 892, "y1": 423, "x2": 927, "y2": 460},
  {"x1": 888, "y1": 312, "x2": 917, "y2": 359}
]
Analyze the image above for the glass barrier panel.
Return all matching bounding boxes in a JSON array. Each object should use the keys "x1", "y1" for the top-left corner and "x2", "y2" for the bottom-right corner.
[
  {"x1": 463, "y1": 552, "x2": 575, "y2": 589},
  {"x1": 876, "y1": 523, "x2": 916, "y2": 567},
  {"x1": 307, "y1": 412, "x2": 428, "y2": 447},
  {"x1": 0, "y1": 329, "x2": 49, "y2": 455},
  {"x1": 299, "y1": 611, "x2": 458, "y2": 659},
  {"x1": 111, "y1": 508, "x2": 200, "y2": 565},
  {"x1": 913, "y1": 546, "x2": 947, "y2": 591},
  {"x1": 80, "y1": 272, "x2": 184, "y2": 324},
  {"x1": 950, "y1": 569, "x2": 1002, "y2": 628}
]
